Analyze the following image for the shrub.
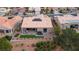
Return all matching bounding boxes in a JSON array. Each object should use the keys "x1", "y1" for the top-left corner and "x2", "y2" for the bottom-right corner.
[{"x1": 4, "y1": 35, "x2": 12, "y2": 41}]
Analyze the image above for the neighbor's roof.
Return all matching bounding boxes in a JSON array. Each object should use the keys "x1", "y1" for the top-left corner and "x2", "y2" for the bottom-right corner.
[
  {"x1": 21, "y1": 15, "x2": 53, "y2": 28},
  {"x1": 57, "y1": 15, "x2": 79, "y2": 24},
  {"x1": 0, "y1": 16, "x2": 22, "y2": 29},
  {"x1": 0, "y1": 8, "x2": 7, "y2": 12}
]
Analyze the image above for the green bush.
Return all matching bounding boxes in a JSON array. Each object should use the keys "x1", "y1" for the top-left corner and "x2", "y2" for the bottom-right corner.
[
  {"x1": 4, "y1": 35, "x2": 12, "y2": 41},
  {"x1": 55, "y1": 29, "x2": 79, "y2": 51},
  {"x1": 35, "y1": 41, "x2": 56, "y2": 51},
  {"x1": 0, "y1": 37, "x2": 12, "y2": 51}
]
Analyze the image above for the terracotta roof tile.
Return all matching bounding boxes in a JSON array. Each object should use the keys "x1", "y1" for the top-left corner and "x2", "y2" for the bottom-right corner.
[
  {"x1": 0, "y1": 16, "x2": 22, "y2": 29},
  {"x1": 21, "y1": 15, "x2": 53, "y2": 28}
]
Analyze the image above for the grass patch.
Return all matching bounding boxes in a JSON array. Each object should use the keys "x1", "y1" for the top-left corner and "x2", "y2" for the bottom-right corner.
[{"x1": 19, "y1": 34, "x2": 43, "y2": 38}]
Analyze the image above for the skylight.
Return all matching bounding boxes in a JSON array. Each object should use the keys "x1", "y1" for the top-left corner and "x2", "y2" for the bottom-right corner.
[
  {"x1": 32, "y1": 18, "x2": 42, "y2": 21},
  {"x1": 8, "y1": 16, "x2": 13, "y2": 19}
]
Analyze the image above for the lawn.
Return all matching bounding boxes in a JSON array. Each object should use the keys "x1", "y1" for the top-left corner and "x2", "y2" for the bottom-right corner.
[{"x1": 19, "y1": 34, "x2": 43, "y2": 38}]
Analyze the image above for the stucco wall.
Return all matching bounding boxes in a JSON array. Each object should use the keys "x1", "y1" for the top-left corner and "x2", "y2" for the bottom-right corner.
[{"x1": 21, "y1": 28, "x2": 53, "y2": 35}]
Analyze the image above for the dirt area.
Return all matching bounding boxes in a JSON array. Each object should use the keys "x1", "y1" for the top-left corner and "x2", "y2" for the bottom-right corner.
[
  {"x1": 0, "y1": 33, "x2": 5, "y2": 38},
  {"x1": 11, "y1": 38, "x2": 51, "y2": 51},
  {"x1": 54, "y1": 45, "x2": 64, "y2": 51}
]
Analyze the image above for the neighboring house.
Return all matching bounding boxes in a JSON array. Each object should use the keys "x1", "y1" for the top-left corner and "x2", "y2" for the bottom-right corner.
[
  {"x1": 52, "y1": 7, "x2": 77, "y2": 14},
  {"x1": 10, "y1": 7, "x2": 18, "y2": 15},
  {"x1": 11, "y1": 7, "x2": 26, "y2": 16},
  {"x1": 56, "y1": 15, "x2": 79, "y2": 30},
  {"x1": 0, "y1": 16, "x2": 22, "y2": 36},
  {"x1": 0, "y1": 8, "x2": 7, "y2": 16},
  {"x1": 28, "y1": 7, "x2": 41, "y2": 15},
  {"x1": 34, "y1": 7, "x2": 41, "y2": 15},
  {"x1": 17, "y1": 7, "x2": 26, "y2": 16},
  {"x1": 29, "y1": 7, "x2": 34, "y2": 12},
  {"x1": 21, "y1": 15, "x2": 53, "y2": 37}
]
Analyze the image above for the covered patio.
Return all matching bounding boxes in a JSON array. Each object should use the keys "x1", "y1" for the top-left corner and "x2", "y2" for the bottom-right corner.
[
  {"x1": 0, "y1": 29, "x2": 4, "y2": 33},
  {"x1": 22, "y1": 28, "x2": 43, "y2": 35}
]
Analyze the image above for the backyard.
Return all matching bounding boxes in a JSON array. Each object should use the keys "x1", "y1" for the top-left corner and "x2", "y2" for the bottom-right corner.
[{"x1": 11, "y1": 38, "x2": 50, "y2": 51}]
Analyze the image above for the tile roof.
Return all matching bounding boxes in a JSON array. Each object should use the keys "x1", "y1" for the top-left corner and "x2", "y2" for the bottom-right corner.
[
  {"x1": 57, "y1": 15, "x2": 79, "y2": 24},
  {"x1": 21, "y1": 15, "x2": 53, "y2": 28},
  {"x1": 0, "y1": 16, "x2": 22, "y2": 29}
]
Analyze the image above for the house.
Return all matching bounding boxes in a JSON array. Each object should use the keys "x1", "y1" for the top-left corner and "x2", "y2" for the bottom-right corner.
[
  {"x1": 0, "y1": 16, "x2": 22, "y2": 36},
  {"x1": 21, "y1": 15, "x2": 53, "y2": 37},
  {"x1": 11, "y1": 7, "x2": 26, "y2": 16},
  {"x1": 28, "y1": 7, "x2": 41, "y2": 16},
  {"x1": 34, "y1": 7, "x2": 41, "y2": 15},
  {"x1": 10, "y1": 7, "x2": 18, "y2": 15},
  {"x1": 56, "y1": 15, "x2": 79, "y2": 29},
  {"x1": 17, "y1": 7, "x2": 26, "y2": 16},
  {"x1": 29, "y1": 7, "x2": 34, "y2": 11},
  {"x1": 0, "y1": 8, "x2": 7, "y2": 16}
]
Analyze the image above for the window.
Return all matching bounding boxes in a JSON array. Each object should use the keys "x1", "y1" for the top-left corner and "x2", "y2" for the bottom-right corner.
[
  {"x1": 70, "y1": 24, "x2": 78, "y2": 28},
  {"x1": 32, "y1": 28, "x2": 37, "y2": 31},
  {"x1": 27, "y1": 28, "x2": 30, "y2": 30},
  {"x1": 37, "y1": 31, "x2": 43, "y2": 35},
  {"x1": 6, "y1": 30, "x2": 10, "y2": 33},
  {"x1": 27, "y1": 28, "x2": 37, "y2": 31},
  {"x1": 43, "y1": 28, "x2": 47, "y2": 33}
]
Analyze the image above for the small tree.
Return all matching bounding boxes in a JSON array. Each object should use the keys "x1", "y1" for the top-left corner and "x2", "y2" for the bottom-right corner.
[
  {"x1": 50, "y1": 9, "x2": 54, "y2": 14},
  {"x1": 45, "y1": 7, "x2": 49, "y2": 14},
  {"x1": 0, "y1": 37, "x2": 12, "y2": 51},
  {"x1": 4, "y1": 35, "x2": 12, "y2": 41},
  {"x1": 55, "y1": 29, "x2": 79, "y2": 51},
  {"x1": 54, "y1": 25, "x2": 61, "y2": 36},
  {"x1": 59, "y1": 9, "x2": 63, "y2": 13}
]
